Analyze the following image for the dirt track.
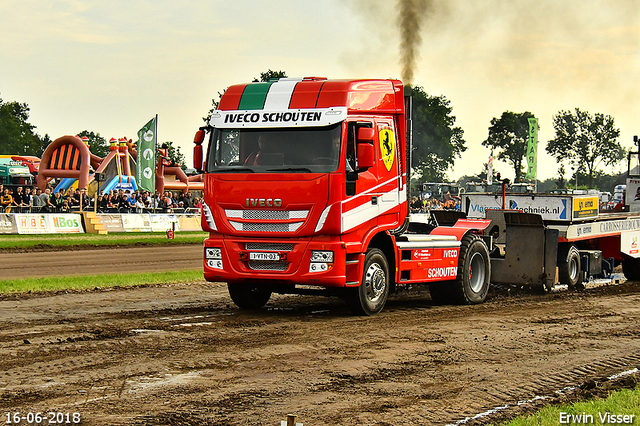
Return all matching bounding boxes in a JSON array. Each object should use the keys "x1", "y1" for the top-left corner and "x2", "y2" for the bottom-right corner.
[{"x1": 1, "y1": 245, "x2": 640, "y2": 425}]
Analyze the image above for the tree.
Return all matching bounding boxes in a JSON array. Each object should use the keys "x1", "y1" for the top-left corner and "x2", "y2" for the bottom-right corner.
[
  {"x1": 482, "y1": 111, "x2": 536, "y2": 182},
  {"x1": 160, "y1": 141, "x2": 186, "y2": 170},
  {"x1": 254, "y1": 69, "x2": 287, "y2": 82},
  {"x1": 0, "y1": 95, "x2": 50, "y2": 156},
  {"x1": 204, "y1": 70, "x2": 288, "y2": 124},
  {"x1": 411, "y1": 86, "x2": 466, "y2": 182},
  {"x1": 546, "y1": 108, "x2": 624, "y2": 188},
  {"x1": 77, "y1": 130, "x2": 109, "y2": 157}
]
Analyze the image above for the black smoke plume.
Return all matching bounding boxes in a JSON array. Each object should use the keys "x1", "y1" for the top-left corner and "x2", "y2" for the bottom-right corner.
[{"x1": 398, "y1": 0, "x2": 429, "y2": 85}]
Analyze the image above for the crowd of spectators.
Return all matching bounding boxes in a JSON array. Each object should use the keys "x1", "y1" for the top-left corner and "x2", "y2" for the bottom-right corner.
[
  {"x1": 410, "y1": 194, "x2": 461, "y2": 213},
  {"x1": 0, "y1": 183, "x2": 202, "y2": 214}
]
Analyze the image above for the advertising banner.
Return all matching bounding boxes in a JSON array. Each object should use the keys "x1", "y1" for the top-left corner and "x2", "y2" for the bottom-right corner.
[
  {"x1": 15, "y1": 214, "x2": 48, "y2": 234},
  {"x1": 627, "y1": 178, "x2": 640, "y2": 212},
  {"x1": 150, "y1": 214, "x2": 180, "y2": 232},
  {"x1": 99, "y1": 214, "x2": 125, "y2": 233},
  {"x1": 136, "y1": 116, "x2": 157, "y2": 193},
  {"x1": 14, "y1": 214, "x2": 84, "y2": 234},
  {"x1": 0, "y1": 214, "x2": 17, "y2": 234},
  {"x1": 621, "y1": 231, "x2": 640, "y2": 258},
  {"x1": 572, "y1": 196, "x2": 599, "y2": 219},
  {"x1": 48, "y1": 214, "x2": 83, "y2": 233},
  {"x1": 525, "y1": 117, "x2": 538, "y2": 180},
  {"x1": 464, "y1": 194, "x2": 569, "y2": 221},
  {"x1": 121, "y1": 213, "x2": 152, "y2": 232}
]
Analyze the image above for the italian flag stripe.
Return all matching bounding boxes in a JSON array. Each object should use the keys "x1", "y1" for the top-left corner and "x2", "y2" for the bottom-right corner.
[
  {"x1": 237, "y1": 78, "x2": 304, "y2": 111},
  {"x1": 263, "y1": 78, "x2": 303, "y2": 110},
  {"x1": 238, "y1": 82, "x2": 274, "y2": 110}
]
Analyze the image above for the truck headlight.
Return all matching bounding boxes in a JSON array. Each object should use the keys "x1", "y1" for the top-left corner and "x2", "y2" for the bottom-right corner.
[
  {"x1": 310, "y1": 251, "x2": 334, "y2": 262},
  {"x1": 309, "y1": 250, "x2": 333, "y2": 273},
  {"x1": 205, "y1": 248, "x2": 222, "y2": 259},
  {"x1": 205, "y1": 247, "x2": 223, "y2": 269}
]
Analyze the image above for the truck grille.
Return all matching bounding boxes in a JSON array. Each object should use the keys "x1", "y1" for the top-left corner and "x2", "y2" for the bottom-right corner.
[
  {"x1": 226, "y1": 210, "x2": 308, "y2": 220},
  {"x1": 248, "y1": 261, "x2": 289, "y2": 271},
  {"x1": 225, "y1": 209, "x2": 309, "y2": 233}
]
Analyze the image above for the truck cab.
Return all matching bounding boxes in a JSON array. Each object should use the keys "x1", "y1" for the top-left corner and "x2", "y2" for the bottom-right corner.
[{"x1": 194, "y1": 78, "x2": 490, "y2": 314}]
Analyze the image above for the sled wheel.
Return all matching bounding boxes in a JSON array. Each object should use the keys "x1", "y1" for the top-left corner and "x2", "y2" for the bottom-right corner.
[
  {"x1": 227, "y1": 282, "x2": 272, "y2": 309},
  {"x1": 347, "y1": 248, "x2": 390, "y2": 315}
]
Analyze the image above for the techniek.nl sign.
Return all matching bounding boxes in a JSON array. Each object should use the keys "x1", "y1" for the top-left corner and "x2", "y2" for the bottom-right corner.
[{"x1": 465, "y1": 194, "x2": 569, "y2": 221}]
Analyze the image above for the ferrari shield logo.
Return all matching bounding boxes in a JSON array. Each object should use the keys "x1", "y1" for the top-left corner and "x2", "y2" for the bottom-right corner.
[{"x1": 379, "y1": 128, "x2": 395, "y2": 172}]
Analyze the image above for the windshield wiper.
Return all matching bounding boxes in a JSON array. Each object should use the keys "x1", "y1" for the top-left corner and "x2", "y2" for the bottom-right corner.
[{"x1": 265, "y1": 167, "x2": 312, "y2": 173}]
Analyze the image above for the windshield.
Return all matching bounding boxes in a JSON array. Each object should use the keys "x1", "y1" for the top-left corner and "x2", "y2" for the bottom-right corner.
[{"x1": 206, "y1": 124, "x2": 342, "y2": 173}]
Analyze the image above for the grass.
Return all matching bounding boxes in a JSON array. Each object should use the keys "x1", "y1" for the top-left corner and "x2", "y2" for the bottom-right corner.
[
  {"x1": 0, "y1": 231, "x2": 208, "y2": 249},
  {"x1": 0, "y1": 269, "x2": 206, "y2": 294},
  {"x1": 489, "y1": 381, "x2": 640, "y2": 426},
  {"x1": 0, "y1": 232, "x2": 209, "y2": 295}
]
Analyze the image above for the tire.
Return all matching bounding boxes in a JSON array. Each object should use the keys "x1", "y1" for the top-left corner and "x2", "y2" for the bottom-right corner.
[
  {"x1": 450, "y1": 234, "x2": 491, "y2": 304},
  {"x1": 558, "y1": 245, "x2": 583, "y2": 288},
  {"x1": 347, "y1": 248, "x2": 390, "y2": 315},
  {"x1": 227, "y1": 282, "x2": 272, "y2": 310},
  {"x1": 429, "y1": 282, "x2": 452, "y2": 305},
  {"x1": 622, "y1": 257, "x2": 640, "y2": 281}
]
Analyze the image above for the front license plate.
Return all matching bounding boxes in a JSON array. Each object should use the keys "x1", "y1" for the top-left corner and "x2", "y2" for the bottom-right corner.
[{"x1": 249, "y1": 252, "x2": 280, "y2": 261}]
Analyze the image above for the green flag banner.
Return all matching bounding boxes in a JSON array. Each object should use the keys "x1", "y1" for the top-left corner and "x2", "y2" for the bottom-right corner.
[
  {"x1": 136, "y1": 116, "x2": 157, "y2": 193},
  {"x1": 526, "y1": 117, "x2": 538, "y2": 180}
]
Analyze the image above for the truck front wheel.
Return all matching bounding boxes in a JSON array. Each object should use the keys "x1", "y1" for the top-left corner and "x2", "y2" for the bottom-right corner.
[
  {"x1": 347, "y1": 248, "x2": 390, "y2": 315},
  {"x1": 451, "y1": 234, "x2": 491, "y2": 304},
  {"x1": 227, "y1": 282, "x2": 272, "y2": 309},
  {"x1": 622, "y1": 257, "x2": 640, "y2": 281}
]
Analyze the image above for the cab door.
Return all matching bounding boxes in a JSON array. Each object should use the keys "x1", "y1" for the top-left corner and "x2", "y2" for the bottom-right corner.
[{"x1": 374, "y1": 119, "x2": 402, "y2": 227}]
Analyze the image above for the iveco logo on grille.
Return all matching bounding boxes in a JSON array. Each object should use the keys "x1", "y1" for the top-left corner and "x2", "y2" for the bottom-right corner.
[{"x1": 246, "y1": 198, "x2": 283, "y2": 207}]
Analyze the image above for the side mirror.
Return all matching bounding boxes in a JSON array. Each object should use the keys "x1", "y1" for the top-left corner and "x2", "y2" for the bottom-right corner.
[
  {"x1": 193, "y1": 130, "x2": 205, "y2": 171},
  {"x1": 357, "y1": 127, "x2": 375, "y2": 143},
  {"x1": 357, "y1": 143, "x2": 375, "y2": 170}
]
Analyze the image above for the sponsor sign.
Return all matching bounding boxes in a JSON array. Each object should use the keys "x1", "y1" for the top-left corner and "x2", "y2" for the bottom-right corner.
[
  {"x1": 621, "y1": 231, "x2": 640, "y2": 258},
  {"x1": 572, "y1": 196, "x2": 599, "y2": 219},
  {"x1": 525, "y1": 117, "x2": 538, "y2": 180},
  {"x1": 49, "y1": 214, "x2": 83, "y2": 233},
  {"x1": 210, "y1": 107, "x2": 347, "y2": 129},
  {"x1": 0, "y1": 214, "x2": 17, "y2": 234},
  {"x1": 413, "y1": 249, "x2": 433, "y2": 260},
  {"x1": 14, "y1": 214, "x2": 84, "y2": 234},
  {"x1": 16, "y1": 214, "x2": 48, "y2": 234},
  {"x1": 627, "y1": 178, "x2": 640, "y2": 213},
  {"x1": 150, "y1": 214, "x2": 180, "y2": 232},
  {"x1": 137, "y1": 116, "x2": 157, "y2": 193},
  {"x1": 427, "y1": 266, "x2": 458, "y2": 279},
  {"x1": 465, "y1": 194, "x2": 569, "y2": 221},
  {"x1": 121, "y1": 213, "x2": 152, "y2": 232},
  {"x1": 100, "y1": 214, "x2": 125, "y2": 233},
  {"x1": 564, "y1": 217, "x2": 640, "y2": 240}
]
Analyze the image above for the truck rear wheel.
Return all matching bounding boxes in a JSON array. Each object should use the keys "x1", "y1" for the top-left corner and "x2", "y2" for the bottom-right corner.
[
  {"x1": 622, "y1": 257, "x2": 640, "y2": 281},
  {"x1": 227, "y1": 282, "x2": 272, "y2": 310},
  {"x1": 451, "y1": 234, "x2": 491, "y2": 304},
  {"x1": 347, "y1": 248, "x2": 390, "y2": 316},
  {"x1": 558, "y1": 245, "x2": 583, "y2": 288}
]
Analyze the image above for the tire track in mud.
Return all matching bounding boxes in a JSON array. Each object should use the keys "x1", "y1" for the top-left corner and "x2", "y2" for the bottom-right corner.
[{"x1": 0, "y1": 279, "x2": 639, "y2": 425}]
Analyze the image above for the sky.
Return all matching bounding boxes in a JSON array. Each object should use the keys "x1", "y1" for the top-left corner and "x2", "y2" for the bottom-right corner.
[{"x1": 1, "y1": 0, "x2": 638, "y2": 182}]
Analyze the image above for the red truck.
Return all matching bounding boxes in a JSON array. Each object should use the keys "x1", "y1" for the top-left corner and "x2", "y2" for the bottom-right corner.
[{"x1": 192, "y1": 77, "x2": 493, "y2": 315}]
